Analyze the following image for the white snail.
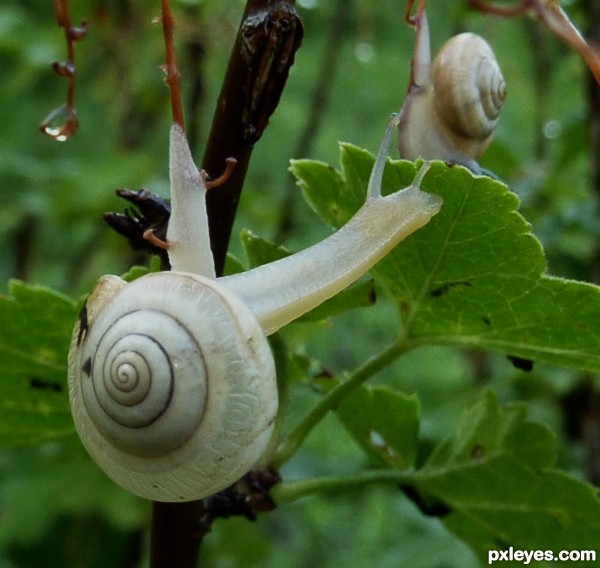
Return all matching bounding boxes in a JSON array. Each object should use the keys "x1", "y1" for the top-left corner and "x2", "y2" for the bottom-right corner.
[
  {"x1": 67, "y1": 115, "x2": 442, "y2": 502},
  {"x1": 397, "y1": 7, "x2": 506, "y2": 170}
]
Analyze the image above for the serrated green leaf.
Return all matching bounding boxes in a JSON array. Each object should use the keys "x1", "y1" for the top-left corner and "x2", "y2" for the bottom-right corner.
[
  {"x1": 0, "y1": 281, "x2": 77, "y2": 446},
  {"x1": 291, "y1": 145, "x2": 600, "y2": 373},
  {"x1": 336, "y1": 385, "x2": 420, "y2": 469},
  {"x1": 408, "y1": 391, "x2": 600, "y2": 559},
  {"x1": 290, "y1": 159, "x2": 349, "y2": 228}
]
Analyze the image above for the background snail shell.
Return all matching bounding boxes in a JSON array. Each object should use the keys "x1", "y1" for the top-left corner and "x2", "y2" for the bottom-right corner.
[
  {"x1": 398, "y1": 30, "x2": 506, "y2": 167},
  {"x1": 432, "y1": 33, "x2": 506, "y2": 154},
  {"x1": 68, "y1": 271, "x2": 277, "y2": 502}
]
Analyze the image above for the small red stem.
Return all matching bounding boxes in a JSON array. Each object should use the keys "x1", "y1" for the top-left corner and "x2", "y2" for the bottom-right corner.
[
  {"x1": 161, "y1": 0, "x2": 185, "y2": 130},
  {"x1": 40, "y1": 0, "x2": 87, "y2": 139},
  {"x1": 468, "y1": 0, "x2": 532, "y2": 17},
  {"x1": 405, "y1": 0, "x2": 426, "y2": 27},
  {"x1": 469, "y1": 0, "x2": 600, "y2": 84}
]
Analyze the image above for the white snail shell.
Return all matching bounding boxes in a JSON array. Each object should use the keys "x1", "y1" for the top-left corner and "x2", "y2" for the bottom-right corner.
[
  {"x1": 68, "y1": 271, "x2": 277, "y2": 502},
  {"x1": 398, "y1": 29, "x2": 506, "y2": 166}
]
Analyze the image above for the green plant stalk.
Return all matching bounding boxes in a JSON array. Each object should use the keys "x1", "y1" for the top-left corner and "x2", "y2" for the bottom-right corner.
[
  {"x1": 271, "y1": 334, "x2": 412, "y2": 468},
  {"x1": 272, "y1": 469, "x2": 415, "y2": 504}
]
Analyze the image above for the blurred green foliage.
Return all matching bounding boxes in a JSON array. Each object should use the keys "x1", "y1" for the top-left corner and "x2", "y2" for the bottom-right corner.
[{"x1": 1, "y1": 0, "x2": 599, "y2": 567}]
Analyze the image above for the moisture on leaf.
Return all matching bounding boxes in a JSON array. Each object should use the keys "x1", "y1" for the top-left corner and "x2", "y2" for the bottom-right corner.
[{"x1": 336, "y1": 385, "x2": 420, "y2": 469}]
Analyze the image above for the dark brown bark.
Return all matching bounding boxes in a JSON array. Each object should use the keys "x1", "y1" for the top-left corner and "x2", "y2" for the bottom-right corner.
[{"x1": 202, "y1": 0, "x2": 303, "y2": 276}]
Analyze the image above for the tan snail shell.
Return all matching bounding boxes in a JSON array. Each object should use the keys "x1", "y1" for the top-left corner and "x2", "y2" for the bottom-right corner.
[
  {"x1": 432, "y1": 33, "x2": 506, "y2": 156},
  {"x1": 398, "y1": 30, "x2": 506, "y2": 168}
]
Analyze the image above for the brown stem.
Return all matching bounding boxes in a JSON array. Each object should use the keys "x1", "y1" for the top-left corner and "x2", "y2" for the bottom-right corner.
[
  {"x1": 161, "y1": 0, "x2": 185, "y2": 129},
  {"x1": 150, "y1": 502, "x2": 207, "y2": 568},
  {"x1": 202, "y1": 0, "x2": 303, "y2": 276},
  {"x1": 470, "y1": 0, "x2": 600, "y2": 84},
  {"x1": 405, "y1": 0, "x2": 426, "y2": 26},
  {"x1": 40, "y1": 0, "x2": 88, "y2": 140},
  {"x1": 468, "y1": 0, "x2": 532, "y2": 18}
]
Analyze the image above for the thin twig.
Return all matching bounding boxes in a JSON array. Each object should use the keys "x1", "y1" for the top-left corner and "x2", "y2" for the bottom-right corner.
[
  {"x1": 470, "y1": 0, "x2": 600, "y2": 83},
  {"x1": 160, "y1": 0, "x2": 185, "y2": 129},
  {"x1": 272, "y1": 469, "x2": 414, "y2": 504},
  {"x1": 40, "y1": 0, "x2": 88, "y2": 140}
]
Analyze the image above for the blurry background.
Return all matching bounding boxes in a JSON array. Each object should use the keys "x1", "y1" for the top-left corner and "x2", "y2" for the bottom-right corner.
[{"x1": 0, "y1": 0, "x2": 597, "y2": 566}]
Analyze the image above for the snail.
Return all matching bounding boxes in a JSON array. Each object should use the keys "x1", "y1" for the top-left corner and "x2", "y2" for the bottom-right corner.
[
  {"x1": 67, "y1": 115, "x2": 442, "y2": 502},
  {"x1": 397, "y1": 3, "x2": 506, "y2": 171}
]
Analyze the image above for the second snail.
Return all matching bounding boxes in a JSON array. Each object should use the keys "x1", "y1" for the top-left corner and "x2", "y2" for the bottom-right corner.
[{"x1": 397, "y1": 0, "x2": 506, "y2": 171}]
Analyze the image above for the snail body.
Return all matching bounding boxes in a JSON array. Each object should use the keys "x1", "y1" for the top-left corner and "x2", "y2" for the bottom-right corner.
[
  {"x1": 68, "y1": 118, "x2": 442, "y2": 502},
  {"x1": 397, "y1": 9, "x2": 506, "y2": 170}
]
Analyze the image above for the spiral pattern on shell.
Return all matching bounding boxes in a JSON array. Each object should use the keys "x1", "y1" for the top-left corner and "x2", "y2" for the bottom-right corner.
[
  {"x1": 83, "y1": 307, "x2": 207, "y2": 456},
  {"x1": 68, "y1": 271, "x2": 277, "y2": 502},
  {"x1": 432, "y1": 32, "x2": 506, "y2": 141}
]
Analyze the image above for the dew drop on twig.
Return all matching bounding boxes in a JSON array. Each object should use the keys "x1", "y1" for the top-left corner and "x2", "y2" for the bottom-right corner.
[{"x1": 39, "y1": 103, "x2": 79, "y2": 141}]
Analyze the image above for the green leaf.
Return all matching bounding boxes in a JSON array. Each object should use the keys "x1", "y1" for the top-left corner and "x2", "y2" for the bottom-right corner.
[
  {"x1": 409, "y1": 391, "x2": 600, "y2": 558},
  {"x1": 336, "y1": 385, "x2": 419, "y2": 469},
  {"x1": 0, "y1": 281, "x2": 77, "y2": 446},
  {"x1": 120, "y1": 255, "x2": 162, "y2": 282},
  {"x1": 291, "y1": 145, "x2": 600, "y2": 373},
  {"x1": 424, "y1": 390, "x2": 555, "y2": 471},
  {"x1": 241, "y1": 228, "x2": 293, "y2": 268},
  {"x1": 120, "y1": 264, "x2": 150, "y2": 282}
]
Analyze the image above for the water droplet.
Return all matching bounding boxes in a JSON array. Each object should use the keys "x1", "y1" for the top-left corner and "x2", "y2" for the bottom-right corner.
[
  {"x1": 39, "y1": 104, "x2": 79, "y2": 141},
  {"x1": 543, "y1": 120, "x2": 561, "y2": 140},
  {"x1": 355, "y1": 42, "x2": 374, "y2": 63}
]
